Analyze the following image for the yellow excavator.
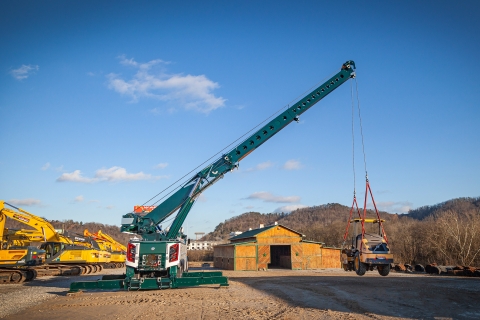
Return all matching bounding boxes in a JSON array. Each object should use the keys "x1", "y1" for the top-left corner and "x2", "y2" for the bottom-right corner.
[
  {"x1": 1, "y1": 200, "x2": 109, "y2": 277},
  {"x1": 0, "y1": 210, "x2": 45, "y2": 283},
  {"x1": 84, "y1": 229, "x2": 126, "y2": 268}
]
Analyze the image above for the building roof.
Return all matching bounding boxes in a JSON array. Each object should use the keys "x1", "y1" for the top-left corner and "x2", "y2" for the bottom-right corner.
[
  {"x1": 228, "y1": 224, "x2": 303, "y2": 241},
  {"x1": 214, "y1": 240, "x2": 256, "y2": 247}
]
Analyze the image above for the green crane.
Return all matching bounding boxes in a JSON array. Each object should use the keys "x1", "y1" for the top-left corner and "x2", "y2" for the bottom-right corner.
[{"x1": 69, "y1": 60, "x2": 356, "y2": 292}]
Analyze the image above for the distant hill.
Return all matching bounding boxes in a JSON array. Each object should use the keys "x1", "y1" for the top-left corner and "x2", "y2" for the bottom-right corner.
[
  {"x1": 5, "y1": 196, "x2": 479, "y2": 266},
  {"x1": 203, "y1": 197, "x2": 480, "y2": 249},
  {"x1": 404, "y1": 197, "x2": 480, "y2": 220},
  {"x1": 204, "y1": 203, "x2": 393, "y2": 247}
]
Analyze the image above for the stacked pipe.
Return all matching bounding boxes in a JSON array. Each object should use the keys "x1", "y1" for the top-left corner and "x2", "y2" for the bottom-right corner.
[{"x1": 392, "y1": 263, "x2": 480, "y2": 277}]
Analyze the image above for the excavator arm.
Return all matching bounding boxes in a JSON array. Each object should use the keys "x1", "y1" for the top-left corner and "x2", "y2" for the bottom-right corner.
[{"x1": 0, "y1": 201, "x2": 69, "y2": 244}]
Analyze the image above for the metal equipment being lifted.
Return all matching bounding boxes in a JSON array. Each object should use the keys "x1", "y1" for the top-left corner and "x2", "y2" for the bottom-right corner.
[
  {"x1": 341, "y1": 216, "x2": 394, "y2": 276},
  {"x1": 340, "y1": 73, "x2": 394, "y2": 276},
  {"x1": 69, "y1": 61, "x2": 356, "y2": 292}
]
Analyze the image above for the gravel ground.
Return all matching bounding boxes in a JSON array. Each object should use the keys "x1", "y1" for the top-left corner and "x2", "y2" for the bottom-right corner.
[
  {"x1": 2, "y1": 268, "x2": 480, "y2": 320},
  {"x1": 0, "y1": 268, "x2": 121, "y2": 318}
]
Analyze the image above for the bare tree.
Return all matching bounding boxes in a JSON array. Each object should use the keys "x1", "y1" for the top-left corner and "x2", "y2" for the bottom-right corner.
[{"x1": 427, "y1": 210, "x2": 480, "y2": 266}]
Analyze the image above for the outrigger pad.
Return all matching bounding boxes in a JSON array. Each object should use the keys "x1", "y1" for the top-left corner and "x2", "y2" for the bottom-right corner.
[
  {"x1": 69, "y1": 279, "x2": 124, "y2": 293},
  {"x1": 68, "y1": 271, "x2": 229, "y2": 293}
]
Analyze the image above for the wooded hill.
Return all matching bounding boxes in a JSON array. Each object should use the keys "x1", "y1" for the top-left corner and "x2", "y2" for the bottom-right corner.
[
  {"x1": 205, "y1": 197, "x2": 480, "y2": 267},
  {"x1": 204, "y1": 203, "x2": 393, "y2": 245},
  {"x1": 5, "y1": 197, "x2": 479, "y2": 266}
]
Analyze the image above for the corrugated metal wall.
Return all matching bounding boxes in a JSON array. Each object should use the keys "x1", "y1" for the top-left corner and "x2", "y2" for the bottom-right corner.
[
  {"x1": 302, "y1": 242, "x2": 322, "y2": 269},
  {"x1": 235, "y1": 245, "x2": 257, "y2": 271},
  {"x1": 320, "y1": 247, "x2": 341, "y2": 268},
  {"x1": 213, "y1": 245, "x2": 234, "y2": 270}
]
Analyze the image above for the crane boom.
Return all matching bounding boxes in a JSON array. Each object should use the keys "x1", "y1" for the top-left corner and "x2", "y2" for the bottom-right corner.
[{"x1": 121, "y1": 61, "x2": 356, "y2": 240}]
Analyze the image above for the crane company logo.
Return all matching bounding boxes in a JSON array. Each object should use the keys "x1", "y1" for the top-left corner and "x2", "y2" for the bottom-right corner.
[
  {"x1": 13, "y1": 214, "x2": 30, "y2": 223},
  {"x1": 133, "y1": 206, "x2": 156, "y2": 213}
]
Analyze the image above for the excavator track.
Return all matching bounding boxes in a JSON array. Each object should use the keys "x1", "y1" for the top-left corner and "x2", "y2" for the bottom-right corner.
[
  {"x1": 0, "y1": 269, "x2": 29, "y2": 284},
  {"x1": 0, "y1": 263, "x2": 113, "y2": 283},
  {"x1": 103, "y1": 262, "x2": 125, "y2": 269}
]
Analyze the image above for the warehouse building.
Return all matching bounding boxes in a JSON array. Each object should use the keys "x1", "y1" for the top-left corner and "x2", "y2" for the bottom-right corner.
[{"x1": 213, "y1": 223, "x2": 341, "y2": 271}]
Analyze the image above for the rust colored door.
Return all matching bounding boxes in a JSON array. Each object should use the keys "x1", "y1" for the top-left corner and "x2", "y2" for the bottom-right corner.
[
  {"x1": 257, "y1": 245, "x2": 270, "y2": 270},
  {"x1": 291, "y1": 244, "x2": 303, "y2": 270}
]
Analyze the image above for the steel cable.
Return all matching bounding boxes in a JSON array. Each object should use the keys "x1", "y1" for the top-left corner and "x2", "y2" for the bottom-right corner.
[{"x1": 142, "y1": 71, "x2": 337, "y2": 207}]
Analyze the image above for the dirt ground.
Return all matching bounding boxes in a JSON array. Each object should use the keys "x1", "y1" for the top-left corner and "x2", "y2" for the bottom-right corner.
[{"x1": 2, "y1": 267, "x2": 480, "y2": 320}]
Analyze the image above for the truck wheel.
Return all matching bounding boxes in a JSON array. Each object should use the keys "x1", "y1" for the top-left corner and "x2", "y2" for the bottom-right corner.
[
  {"x1": 377, "y1": 264, "x2": 390, "y2": 276},
  {"x1": 354, "y1": 253, "x2": 366, "y2": 276}
]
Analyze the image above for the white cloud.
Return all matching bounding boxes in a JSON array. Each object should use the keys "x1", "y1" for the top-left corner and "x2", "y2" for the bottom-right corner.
[
  {"x1": 105, "y1": 205, "x2": 115, "y2": 210},
  {"x1": 371, "y1": 201, "x2": 413, "y2": 213},
  {"x1": 274, "y1": 204, "x2": 308, "y2": 213},
  {"x1": 107, "y1": 55, "x2": 226, "y2": 113},
  {"x1": 41, "y1": 162, "x2": 50, "y2": 171},
  {"x1": 56, "y1": 170, "x2": 96, "y2": 183},
  {"x1": 74, "y1": 195, "x2": 84, "y2": 202},
  {"x1": 7, "y1": 198, "x2": 42, "y2": 206},
  {"x1": 282, "y1": 159, "x2": 302, "y2": 170},
  {"x1": 56, "y1": 166, "x2": 167, "y2": 183},
  {"x1": 245, "y1": 191, "x2": 300, "y2": 203},
  {"x1": 244, "y1": 161, "x2": 273, "y2": 172},
  {"x1": 94, "y1": 166, "x2": 153, "y2": 182},
  {"x1": 155, "y1": 162, "x2": 168, "y2": 169},
  {"x1": 10, "y1": 64, "x2": 39, "y2": 80}
]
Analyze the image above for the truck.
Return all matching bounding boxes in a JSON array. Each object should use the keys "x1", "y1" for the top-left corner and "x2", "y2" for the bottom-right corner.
[{"x1": 69, "y1": 60, "x2": 357, "y2": 292}]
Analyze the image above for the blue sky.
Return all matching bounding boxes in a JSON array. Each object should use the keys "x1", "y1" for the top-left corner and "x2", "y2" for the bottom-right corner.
[{"x1": 1, "y1": 1, "x2": 479, "y2": 237}]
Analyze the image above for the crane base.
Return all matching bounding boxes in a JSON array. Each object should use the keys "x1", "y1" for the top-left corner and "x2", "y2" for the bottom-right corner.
[{"x1": 68, "y1": 271, "x2": 228, "y2": 293}]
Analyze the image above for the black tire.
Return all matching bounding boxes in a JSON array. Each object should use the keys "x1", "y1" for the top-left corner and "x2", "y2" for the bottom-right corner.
[
  {"x1": 377, "y1": 264, "x2": 390, "y2": 276},
  {"x1": 354, "y1": 253, "x2": 367, "y2": 276}
]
